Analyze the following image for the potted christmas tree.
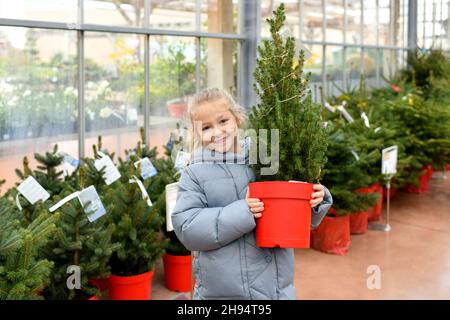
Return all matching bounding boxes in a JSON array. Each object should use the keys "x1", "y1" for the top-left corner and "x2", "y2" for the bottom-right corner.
[
  {"x1": 0, "y1": 198, "x2": 58, "y2": 300},
  {"x1": 318, "y1": 122, "x2": 378, "y2": 254},
  {"x1": 104, "y1": 159, "x2": 166, "y2": 300},
  {"x1": 248, "y1": 4, "x2": 328, "y2": 248},
  {"x1": 42, "y1": 167, "x2": 120, "y2": 300}
]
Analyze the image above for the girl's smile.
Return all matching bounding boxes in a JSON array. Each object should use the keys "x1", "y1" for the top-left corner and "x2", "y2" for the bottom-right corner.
[{"x1": 193, "y1": 99, "x2": 240, "y2": 153}]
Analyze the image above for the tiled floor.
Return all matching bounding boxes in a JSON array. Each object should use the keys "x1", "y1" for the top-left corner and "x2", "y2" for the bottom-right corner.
[{"x1": 151, "y1": 172, "x2": 450, "y2": 300}]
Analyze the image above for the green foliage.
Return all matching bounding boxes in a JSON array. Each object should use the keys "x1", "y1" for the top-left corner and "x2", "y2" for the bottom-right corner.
[
  {"x1": 401, "y1": 49, "x2": 450, "y2": 98},
  {"x1": 105, "y1": 160, "x2": 166, "y2": 276},
  {"x1": 43, "y1": 170, "x2": 120, "y2": 300},
  {"x1": 249, "y1": 4, "x2": 328, "y2": 182},
  {"x1": 0, "y1": 199, "x2": 57, "y2": 300},
  {"x1": 320, "y1": 122, "x2": 379, "y2": 215}
]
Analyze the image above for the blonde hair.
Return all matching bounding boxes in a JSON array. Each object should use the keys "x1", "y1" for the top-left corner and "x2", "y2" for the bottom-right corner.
[{"x1": 186, "y1": 88, "x2": 247, "y2": 153}]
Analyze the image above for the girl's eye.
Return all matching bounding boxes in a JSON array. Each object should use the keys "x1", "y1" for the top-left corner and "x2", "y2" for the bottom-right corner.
[
  {"x1": 202, "y1": 126, "x2": 210, "y2": 131},
  {"x1": 220, "y1": 118, "x2": 229, "y2": 124}
]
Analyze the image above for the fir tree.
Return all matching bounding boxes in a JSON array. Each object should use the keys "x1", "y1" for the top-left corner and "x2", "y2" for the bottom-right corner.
[
  {"x1": 320, "y1": 122, "x2": 378, "y2": 215},
  {"x1": 0, "y1": 198, "x2": 58, "y2": 300},
  {"x1": 249, "y1": 4, "x2": 328, "y2": 182},
  {"x1": 43, "y1": 167, "x2": 120, "y2": 300},
  {"x1": 105, "y1": 160, "x2": 166, "y2": 276}
]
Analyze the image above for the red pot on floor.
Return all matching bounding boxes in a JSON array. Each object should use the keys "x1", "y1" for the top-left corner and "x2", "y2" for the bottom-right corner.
[
  {"x1": 310, "y1": 208, "x2": 350, "y2": 256},
  {"x1": 249, "y1": 181, "x2": 313, "y2": 248},
  {"x1": 405, "y1": 165, "x2": 433, "y2": 193},
  {"x1": 354, "y1": 184, "x2": 383, "y2": 221},
  {"x1": 370, "y1": 184, "x2": 383, "y2": 221},
  {"x1": 349, "y1": 211, "x2": 369, "y2": 234},
  {"x1": 383, "y1": 187, "x2": 398, "y2": 200},
  {"x1": 108, "y1": 269, "x2": 155, "y2": 300},
  {"x1": 88, "y1": 296, "x2": 99, "y2": 300},
  {"x1": 163, "y1": 254, "x2": 193, "y2": 292}
]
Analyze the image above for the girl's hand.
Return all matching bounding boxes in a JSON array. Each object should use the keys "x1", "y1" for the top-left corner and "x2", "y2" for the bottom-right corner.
[
  {"x1": 310, "y1": 184, "x2": 325, "y2": 208},
  {"x1": 245, "y1": 188, "x2": 264, "y2": 219}
]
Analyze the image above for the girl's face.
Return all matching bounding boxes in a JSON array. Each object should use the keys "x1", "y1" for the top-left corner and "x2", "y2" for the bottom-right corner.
[{"x1": 193, "y1": 99, "x2": 239, "y2": 153}]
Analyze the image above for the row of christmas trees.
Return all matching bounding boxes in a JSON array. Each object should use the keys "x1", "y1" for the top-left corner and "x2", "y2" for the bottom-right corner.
[{"x1": 0, "y1": 128, "x2": 189, "y2": 299}]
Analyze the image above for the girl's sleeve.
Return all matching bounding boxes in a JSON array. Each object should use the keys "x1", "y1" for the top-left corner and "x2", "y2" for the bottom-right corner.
[
  {"x1": 171, "y1": 167, "x2": 256, "y2": 251},
  {"x1": 311, "y1": 185, "x2": 333, "y2": 230}
]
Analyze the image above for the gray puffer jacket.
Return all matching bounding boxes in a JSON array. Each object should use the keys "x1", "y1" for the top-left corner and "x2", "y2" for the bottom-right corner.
[{"x1": 171, "y1": 145, "x2": 332, "y2": 300}]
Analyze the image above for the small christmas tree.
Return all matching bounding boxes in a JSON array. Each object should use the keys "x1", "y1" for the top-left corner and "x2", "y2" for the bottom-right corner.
[
  {"x1": 43, "y1": 167, "x2": 120, "y2": 300},
  {"x1": 15, "y1": 145, "x2": 67, "y2": 197},
  {"x1": 150, "y1": 145, "x2": 189, "y2": 256},
  {"x1": 105, "y1": 160, "x2": 166, "y2": 276},
  {"x1": 249, "y1": 4, "x2": 328, "y2": 182},
  {"x1": 0, "y1": 198, "x2": 58, "y2": 300},
  {"x1": 321, "y1": 122, "x2": 378, "y2": 215}
]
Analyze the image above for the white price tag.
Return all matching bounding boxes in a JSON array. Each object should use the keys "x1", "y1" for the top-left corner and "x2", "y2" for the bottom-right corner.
[
  {"x1": 361, "y1": 112, "x2": 370, "y2": 128},
  {"x1": 382, "y1": 145, "x2": 398, "y2": 176},
  {"x1": 337, "y1": 105, "x2": 354, "y2": 123},
  {"x1": 351, "y1": 150, "x2": 360, "y2": 161},
  {"x1": 324, "y1": 102, "x2": 336, "y2": 113},
  {"x1": 59, "y1": 152, "x2": 80, "y2": 168},
  {"x1": 94, "y1": 154, "x2": 121, "y2": 185},
  {"x1": 78, "y1": 186, "x2": 106, "y2": 222},
  {"x1": 174, "y1": 151, "x2": 191, "y2": 171},
  {"x1": 129, "y1": 175, "x2": 152, "y2": 207},
  {"x1": 134, "y1": 157, "x2": 157, "y2": 180},
  {"x1": 165, "y1": 182, "x2": 179, "y2": 232},
  {"x1": 16, "y1": 176, "x2": 50, "y2": 209}
]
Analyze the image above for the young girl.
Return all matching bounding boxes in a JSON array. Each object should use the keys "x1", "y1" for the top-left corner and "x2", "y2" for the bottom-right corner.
[{"x1": 172, "y1": 88, "x2": 332, "y2": 300}]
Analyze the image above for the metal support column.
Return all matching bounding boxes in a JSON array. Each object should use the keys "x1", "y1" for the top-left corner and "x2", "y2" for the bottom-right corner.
[{"x1": 239, "y1": 0, "x2": 260, "y2": 108}]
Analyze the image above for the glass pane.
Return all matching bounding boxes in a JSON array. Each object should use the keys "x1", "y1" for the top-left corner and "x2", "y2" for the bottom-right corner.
[
  {"x1": 0, "y1": 27, "x2": 78, "y2": 190},
  {"x1": 379, "y1": 0, "x2": 393, "y2": 46},
  {"x1": 304, "y1": 43, "x2": 323, "y2": 102},
  {"x1": 398, "y1": 0, "x2": 408, "y2": 48},
  {"x1": 347, "y1": 0, "x2": 362, "y2": 44},
  {"x1": 301, "y1": 0, "x2": 324, "y2": 42},
  {"x1": 149, "y1": 36, "x2": 196, "y2": 155},
  {"x1": 345, "y1": 47, "x2": 362, "y2": 87},
  {"x1": 149, "y1": 0, "x2": 196, "y2": 31},
  {"x1": 363, "y1": 0, "x2": 377, "y2": 45},
  {"x1": 84, "y1": 32, "x2": 144, "y2": 159},
  {"x1": 381, "y1": 49, "x2": 398, "y2": 82},
  {"x1": 0, "y1": 0, "x2": 78, "y2": 23},
  {"x1": 200, "y1": 38, "x2": 238, "y2": 97},
  {"x1": 84, "y1": 0, "x2": 145, "y2": 27},
  {"x1": 326, "y1": 0, "x2": 345, "y2": 43},
  {"x1": 325, "y1": 45, "x2": 344, "y2": 97},
  {"x1": 200, "y1": 0, "x2": 240, "y2": 33},
  {"x1": 363, "y1": 48, "x2": 379, "y2": 89}
]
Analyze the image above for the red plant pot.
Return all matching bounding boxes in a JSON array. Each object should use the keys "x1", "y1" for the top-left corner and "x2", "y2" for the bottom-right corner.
[
  {"x1": 108, "y1": 270, "x2": 155, "y2": 300},
  {"x1": 311, "y1": 209, "x2": 350, "y2": 256},
  {"x1": 446, "y1": 164, "x2": 450, "y2": 171},
  {"x1": 349, "y1": 211, "x2": 369, "y2": 234},
  {"x1": 354, "y1": 184, "x2": 383, "y2": 221},
  {"x1": 88, "y1": 296, "x2": 99, "y2": 300},
  {"x1": 370, "y1": 184, "x2": 383, "y2": 221},
  {"x1": 383, "y1": 187, "x2": 398, "y2": 200},
  {"x1": 249, "y1": 181, "x2": 313, "y2": 248},
  {"x1": 405, "y1": 165, "x2": 433, "y2": 193},
  {"x1": 167, "y1": 102, "x2": 187, "y2": 118},
  {"x1": 163, "y1": 254, "x2": 193, "y2": 292}
]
